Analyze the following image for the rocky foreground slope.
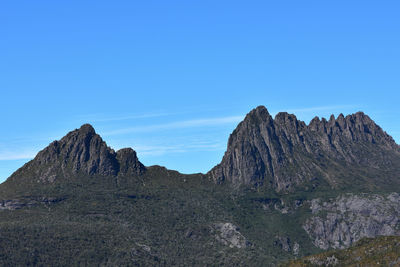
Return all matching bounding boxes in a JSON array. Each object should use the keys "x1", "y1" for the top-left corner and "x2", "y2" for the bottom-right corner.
[
  {"x1": 303, "y1": 193, "x2": 400, "y2": 250},
  {"x1": 284, "y1": 236, "x2": 400, "y2": 266},
  {"x1": 0, "y1": 106, "x2": 399, "y2": 266}
]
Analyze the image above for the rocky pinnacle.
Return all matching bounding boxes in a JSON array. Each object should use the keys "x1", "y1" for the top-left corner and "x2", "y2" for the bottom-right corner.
[
  {"x1": 209, "y1": 106, "x2": 399, "y2": 191},
  {"x1": 9, "y1": 124, "x2": 146, "y2": 183}
]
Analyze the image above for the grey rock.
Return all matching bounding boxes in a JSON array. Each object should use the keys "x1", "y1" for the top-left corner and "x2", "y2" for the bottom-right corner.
[
  {"x1": 274, "y1": 236, "x2": 300, "y2": 255},
  {"x1": 0, "y1": 197, "x2": 65, "y2": 211},
  {"x1": 274, "y1": 200, "x2": 290, "y2": 214},
  {"x1": 274, "y1": 236, "x2": 291, "y2": 252},
  {"x1": 303, "y1": 193, "x2": 400, "y2": 250},
  {"x1": 307, "y1": 255, "x2": 339, "y2": 266},
  {"x1": 0, "y1": 199, "x2": 31, "y2": 210},
  {"x1": 292, "y1": 242, "x2": 300, "y2": 256},
  {"x1": 116, "y1": 148, "x2": 146, "y2": 176},
  {"x1": 136, "y1": 243, "x2": 151, "y2": 253},
  {"x1": 131, "y1": 243, "x2": 153, "y2": 258},
  {"x1": 213, "y1": 222, "x2": 250, "y2": 248},
  {"x1": 209, "y1": 106, "x2": 399, "y2": 191},
  {"x1": 9, "y1": 124, "x2": 146, "y2": 183}
]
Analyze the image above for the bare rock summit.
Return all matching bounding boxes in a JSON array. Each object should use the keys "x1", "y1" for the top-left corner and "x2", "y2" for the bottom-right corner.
[
  {"x1": 9, "y1": 124, "x2": 145, "y2": 183},
  {"x1": 209, "y1": 106, "x2": 400, "y2": 191}
]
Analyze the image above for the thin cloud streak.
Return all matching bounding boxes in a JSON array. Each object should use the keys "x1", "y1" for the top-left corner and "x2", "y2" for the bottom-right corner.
[
  {"x1": 102, "y1": 105, "x2": 357, "y2": 136},
  {"x1": 0, "y1": 152, "x2": 35, "y2": 161},
  {"x1": 79, "y1": 108, "x2": 206, "y2": 123},
  {"x1": 134, "y1": 142, "x2": 226, "y2": 157},
  {"x1": 103, "y1": 115, "x2": 244, "y2": 136},
  {"x1": 0, "y1": 106, "x2": 360, "y2": 160},
  {"x1": 86, "y1": 112, "x2": 175, "y2": 123}
]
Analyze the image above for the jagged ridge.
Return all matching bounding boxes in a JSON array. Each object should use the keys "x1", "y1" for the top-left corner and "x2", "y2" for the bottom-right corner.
[
  {"x1": 7, "y1": 106, "x2": 400, "y2": 192},
  {"x1": 209, "y1": 106, "x2": 400, "y2": 191}
]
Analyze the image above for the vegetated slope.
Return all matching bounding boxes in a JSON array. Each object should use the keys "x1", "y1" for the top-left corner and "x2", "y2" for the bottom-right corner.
[
  {"x1": 0, "y1": 106, "x2": 399, "y2": 266},
  {"x1": 283, "y1": 236, "x2": 400, "y2": 267},
  {"x1": 0, "y1": 166, "x2": 321, "y2": 266}
]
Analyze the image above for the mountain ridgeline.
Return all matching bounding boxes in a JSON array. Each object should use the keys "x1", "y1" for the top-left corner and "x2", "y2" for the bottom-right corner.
[
  {"x1": 210, "y1": 106, "x2": 400, "y2": 192},
  {"x1": 1, "y1": 106, "x2": 400, "y2": 266},
  {"x1": 7, "y1": 106, "x2": 400, "y2": 193}
]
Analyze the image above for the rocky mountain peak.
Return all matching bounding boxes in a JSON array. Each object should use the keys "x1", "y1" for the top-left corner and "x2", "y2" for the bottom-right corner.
[
  {"x1": 248, "y1": 105, "x2": 271, "y2": 117},
  {"x1": 236, "y1": 106, "x2": 272, "y2": 130},
  {"x1": 77, "y1": 123, "x2": 96, "y2": 135},
  {"x1": 9, "y1": 124, "x2": 146, "y2": 183},
  {"x1": 308, "y1": 116, "x2": 321, "y2": 131},
  {"x1": 116, "y1": 148, "x2": 146, "y2": 176},
  {"x1": 209, "y1": 106, "x2": 400, "y2": 191},
  {"x1": 274, "y1": 112, "x2": 296, "y2": 122},
  {"x1": 329, "y1": 114, "x2": 336, "y2": 124}
]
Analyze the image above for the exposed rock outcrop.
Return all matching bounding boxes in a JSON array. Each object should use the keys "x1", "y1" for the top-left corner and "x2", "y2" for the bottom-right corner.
[
  {"x1": 0, "y1": 197, "x2": 65, "y2": 210},
  {"x1": 116, "y1": 148, "x2": 146, "y2": 176},
  {"x1": 306, "y1": 255, "x2": 339, "y2": 266},
  {"x1": 303, "y1": 193, "x2": 400, "y2": 250},
  {"x1": 212, "y1": 222, "x2": 250, "y2": 248},
  {"x1": 274, "y1": 236, "x2": 300, "y2": 255},
  {"x1": 9, "y1": 124, "x2": 145, "y2": 183},
  {"x1": 209, "y1": 106, "x2": 399, "y2": 191}
]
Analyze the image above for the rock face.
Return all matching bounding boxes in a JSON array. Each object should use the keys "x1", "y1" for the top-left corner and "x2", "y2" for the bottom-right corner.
[
  {"x1": 0, "y1": 197, "x2": 65, "y2": 210},
  {"x1": 116, "y1": 148, "x2": 146, "y2": 176},
  {"x1": 213, "y1": 222, "x2": 250, "y2": 248},
  {"x1": 0, "y1": 199, "x2": 36, "y2": 210},
  {"x1": 306, "y1": 255, "x2": 339, "y2": 266},
  {"x1": 274, "y1": 236, "x2": 300, "y2": 255},
  {"x1": 209, "y1": 106, "x2": 400, "y2": 191},
  {"x1": 303, "y1": 193, "x2": 400, "y2": 250},
  {"x1": 9, "y1": 124, "x2": 145, "y2": 183}
]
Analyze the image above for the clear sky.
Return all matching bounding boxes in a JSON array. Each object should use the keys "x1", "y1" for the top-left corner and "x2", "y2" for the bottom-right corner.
[{"x1": 1, "y1": 1, "x2": 400, "y2": 183}]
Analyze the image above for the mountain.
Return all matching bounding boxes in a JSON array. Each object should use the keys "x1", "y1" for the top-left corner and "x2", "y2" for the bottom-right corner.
[
  {"x1": 209, "y1": 106, "x2": 400, "y2": 192},
  {"x1": 7, "y1": 124, "x2": 145, "y2": 184},
  {"x1": 0, "y1": 106, "x2": 399, "y2": 266}
]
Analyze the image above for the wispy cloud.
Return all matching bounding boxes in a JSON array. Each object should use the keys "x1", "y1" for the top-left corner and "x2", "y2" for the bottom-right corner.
[
  {"x1": 134, "y1": 142, "x2": 225, "y2": 156},
  {"x1": 84, "y1": 112, "x2": 175, "y2": 123},
  {"x1": 0, "y1": 152, "x2": 36, "y2": 161},
  {"x1": 77, "y1": 108, "x2": 215, "y2": 123},
  {"x1": 103, "y1": 115, "x2": 244, "y2": 136}
]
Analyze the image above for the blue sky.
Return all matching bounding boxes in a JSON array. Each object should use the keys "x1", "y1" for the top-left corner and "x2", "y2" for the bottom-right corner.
[{"x1": 1, "y1": 1, "x2": 400, "y2": 182}]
